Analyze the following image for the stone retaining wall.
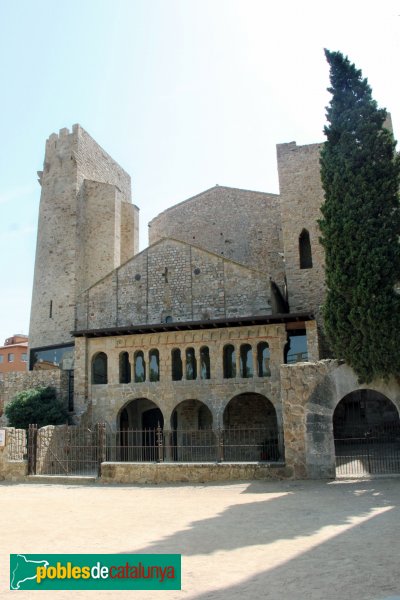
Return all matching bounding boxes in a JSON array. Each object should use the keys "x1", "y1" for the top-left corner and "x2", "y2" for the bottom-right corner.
[{"x1": 100, "y1": 461, "x2": 293, "y2": 484}]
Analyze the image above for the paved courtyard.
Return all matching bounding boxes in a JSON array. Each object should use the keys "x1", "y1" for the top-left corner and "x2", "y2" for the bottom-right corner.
[{"x1": 1, "y1": 478, "x2": 400, "y2": 599}]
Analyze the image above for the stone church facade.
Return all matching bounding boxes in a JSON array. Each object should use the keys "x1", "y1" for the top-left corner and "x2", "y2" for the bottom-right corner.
[{"x1": 2, "y1": 122, "x2": 399, "y2": 481}]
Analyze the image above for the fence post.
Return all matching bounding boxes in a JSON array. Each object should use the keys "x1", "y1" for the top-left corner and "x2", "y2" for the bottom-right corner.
[
  {"x1": 97, "y1": 423, "x2": 106, "y2": 477},
  {"x1": 156, "y1": 423, "x2": 163, "y2": 462},
  {"x1": 217, "y1": 427, "x2": 224, "y2": 462},
  {"x1": 164, "y1": 430, "x2": 172, "y2": 462},
  {"x1": 28, "y1": 424, "x2": 38, "y2": 475}
]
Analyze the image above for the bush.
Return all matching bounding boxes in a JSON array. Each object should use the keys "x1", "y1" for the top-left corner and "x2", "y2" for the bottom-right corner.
[{"x1": 5, "y1": 386, "x2": 68, "y2": 429}]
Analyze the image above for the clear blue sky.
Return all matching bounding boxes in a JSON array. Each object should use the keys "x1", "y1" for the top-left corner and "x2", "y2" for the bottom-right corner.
[{"x1": 0, "y1": 0, "x2": 399, "y2": 344}]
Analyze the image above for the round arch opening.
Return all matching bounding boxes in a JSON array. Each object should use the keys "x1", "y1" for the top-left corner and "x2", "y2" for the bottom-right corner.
[
  {"x1": 117, "y1": 398, "x2": 164, "y2": 462},
  {"x1": 223, "y1": 393, "x2": 281, "y2": 461},
  {"x1": 170, "y1": 399, "x2": 213, "y2": 430},
  {"x1": 333, "y1": 389, "x2": 399, "y2": 438},
  {"x1": 333, "y1": 389, "x2": 400, "y2": 476}
]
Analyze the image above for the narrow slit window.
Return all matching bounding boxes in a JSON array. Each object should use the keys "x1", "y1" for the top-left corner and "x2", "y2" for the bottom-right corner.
[
  {"x1": 257, "y1": 342, "x2": 271, "y2": 377},
  {"x1": 223, "y1": 344, "x2": 236, "y2": 379},
  {"x1": 200, "y1": 346, "x2": 210, "y2": 380},
  {"x1": 186, "y1": 347, "x2": 197, "y2": 380},
  {"x1": 299, "y1": 229, "x2": 313, "y2": 269},
  {"x1": 149, "y1": 349, "x2": 160, "y2": 382},
  {"x1": 171, "y1": 348, "x2": 183, "y2": 381},
  {"x1": 240, "y1": 344, "x2": 253, "y2": 378},
  {"x1": 134, "y1": 351, "x2": 146, "y2": 382}
]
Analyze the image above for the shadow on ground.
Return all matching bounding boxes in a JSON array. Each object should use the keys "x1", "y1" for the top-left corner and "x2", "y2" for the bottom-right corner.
[{"x1": 121, "y1": 479, "x2": 400, "y2": 600}]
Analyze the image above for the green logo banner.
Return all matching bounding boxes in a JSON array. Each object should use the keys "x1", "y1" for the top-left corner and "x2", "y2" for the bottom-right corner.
[{"x1": 10, "y1": 554, "x2": 181, "y2": 590}]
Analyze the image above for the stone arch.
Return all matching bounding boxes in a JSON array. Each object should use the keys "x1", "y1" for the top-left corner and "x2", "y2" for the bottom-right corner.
[
  {"x1": 170, "y1": 399, "x2": 213, "y2": 430},
  {"x1": 333, "y1": 389, "x2": 400, "y2": 438},
  {"x1": 223, "y1": 393, "x2": 280, "y2": 461},
  {"x1": 169, "y1": 399, "x2": 215, "y2": 462},
  {"x1": 116, "y1": 398, "x2": 164, "y2": 462},
  {"x1": 117, "y1": 397, "x2": 164, "y2": 430},
  {"x1": 223, "y1": 393, "x2": 277, "y2": 429},
  {"x1": 298, "y1": 362, "x2": 400, "y2": 478}
]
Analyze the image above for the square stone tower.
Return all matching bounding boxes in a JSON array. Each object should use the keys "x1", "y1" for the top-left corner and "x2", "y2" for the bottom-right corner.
[{"x1": 29, "y1": 125, "x2": 139, "y2": 358}]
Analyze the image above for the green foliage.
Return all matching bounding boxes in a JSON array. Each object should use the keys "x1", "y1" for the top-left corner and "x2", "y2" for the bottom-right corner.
[
  {"x1": 319, "y1": 50, "x2": 400, "y2": 383},
  {"x1": 5, "y1": 386, "x2": 68, "y2": 429}
]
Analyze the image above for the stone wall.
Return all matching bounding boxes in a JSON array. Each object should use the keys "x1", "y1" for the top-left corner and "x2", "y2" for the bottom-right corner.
[
  {"x1": 148, "y1": 186, "x2": 285, "y2": 286},
  {"x1": 0, "y1": 428, "x2": 28, "y2": 481},
  {"x1": 100, "y1": 462, "x2": 292, "y2": 484},
  {"x1": 29, "y1": 124, "x2": 138, "y2": 351},
  {"x1": 277, "y1": 142, "x2": 326, "y2": 316},
  {"x1": 0, "y1": 370, "x2": 68, "y2": 425},
  {"x1": 76, "y1": 238, "x2": 272, "y2": 331}
]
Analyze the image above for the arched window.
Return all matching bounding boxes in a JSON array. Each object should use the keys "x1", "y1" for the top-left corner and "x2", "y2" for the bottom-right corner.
[
  {"x1": 223, "y1": 344, "x2": 236, "y2": 379},
  {"x1": 119, "y1": 351, "x2": 131, "y2": 384},
  {"x1": 92, "y1": 352, "x2": 108, "y2": 384},
  {"x1": 240, "y1": 344, "x2": 253, "y2": 378},
  {"x1": 186, "y1": 348, "x2": 197, "y2": 380},
  {"x1": 171, "y1": 348, "x2": 183, "y2": 381},
  {"x1": 299, "y1": 229, "x2": 313, "y2": 269},
  {"x1": 134, "y1": 351, "x2": 146, "y2": 382},
  {"x1": 257, "y1": 342, "x2": 271, "y2": 377},
  {"x1": 149, "y1": 349, "x2": 160, "y2": 382},
  {"x1": 200, "y1": 346, "x2": 210, "y2": 380}
]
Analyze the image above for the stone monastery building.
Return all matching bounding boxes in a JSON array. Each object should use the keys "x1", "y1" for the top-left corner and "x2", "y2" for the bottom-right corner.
[{"x1": 19, "y1": 122, "x2": 400, "y2": 479}]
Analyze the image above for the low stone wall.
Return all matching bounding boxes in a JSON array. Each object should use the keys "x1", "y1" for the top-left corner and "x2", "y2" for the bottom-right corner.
[
  {"x1": 0, "y1": 428, "x2": 28, "y2": 481},
  {"x1": 0, "y1": 370, "x2": 68, "y2": 425},
  {"x1": 100, "y1": 461, "x2": 293, "y2": 484}
]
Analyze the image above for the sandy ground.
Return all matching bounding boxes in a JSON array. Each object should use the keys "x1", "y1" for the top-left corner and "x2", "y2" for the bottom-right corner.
[{"x1": 1, "y1": 478, "x2": 400, "y2": 600}]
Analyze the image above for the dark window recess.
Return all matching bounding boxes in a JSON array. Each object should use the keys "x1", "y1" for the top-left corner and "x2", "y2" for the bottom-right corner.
[
  {"x1": 49, "y1": 300, "x2": 53, "y2": 318},
  {"x1": 240, "y1": 344, "x2": 253, "y2": 378},
  {"x1": 186, "y1": 347, "x2": 197, "y2": 380},
  {"x1": 67, "y1": 370, "x2": 74, "y2": 412},
  {"x1": 194, "y1": 267, "x2": 201, "y2": 275},
  {"x1": 134, "y1": 351, "x2": 146, "y2": 382},
  {"x1": 223, "y1": 344, "x2": 236, "y2": 378},
  {"x1": 165, "y1": 315, "x2": 173, "y2": 323},
  {"x1": 149, "y1": 349, "x2": 160, "y2": 382},
  {"x1": 119, "y1": 352, "x2": 131, "y2": 384},
  {"x1": 92, "y1": 352, "x2": 108, "y2": 384},
  {"x1": 134, "y1": 274, "x2": 141, "y2": 281},
  {"x1": 200, "y1": 346, "x2": 210, "y2": 379},
  {"x1": 284, "y1": 330, "x2": 308, "y2": 364},
  {"x1": 257, "y1": 342, "x2": 271, "y2": 377},
  {"x1": 299, "y1": 229, "x2": 313, "y2": 269},
  {"x1": 171, "y1": 348, "x2": 183, "y2": 381}
]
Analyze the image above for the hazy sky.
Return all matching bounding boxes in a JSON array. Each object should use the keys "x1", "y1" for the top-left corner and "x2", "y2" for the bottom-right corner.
[{"x1": 0, "y1": 0, "x2": 399, "y2": 345}]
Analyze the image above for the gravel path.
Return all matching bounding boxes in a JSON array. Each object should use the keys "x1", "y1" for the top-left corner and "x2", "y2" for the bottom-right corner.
[{"x1": 1, "y1": 478, "x2": 400, "y2": 599}]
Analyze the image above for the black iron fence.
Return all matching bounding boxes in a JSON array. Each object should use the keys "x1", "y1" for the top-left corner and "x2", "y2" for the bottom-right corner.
[
  {"x1": 335, "y1": 422, "x2": 400, "y2": 476},
  {"x1": 105, "y1": 427, "x2": 284, "y2": 463}
]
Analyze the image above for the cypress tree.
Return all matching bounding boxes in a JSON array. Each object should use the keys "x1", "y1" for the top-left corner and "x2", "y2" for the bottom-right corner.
[{"x1": 319, "y1": 49, "x2": 400, "y2": 383}]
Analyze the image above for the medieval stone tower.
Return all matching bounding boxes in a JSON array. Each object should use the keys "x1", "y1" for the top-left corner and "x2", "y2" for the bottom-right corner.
[{"x1": 29, "y1": 125, "x2": 139, "y2": 355}]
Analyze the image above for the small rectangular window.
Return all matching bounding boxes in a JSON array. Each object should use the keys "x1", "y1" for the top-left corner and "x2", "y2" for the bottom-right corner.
[
  {"x1": 0, "y1": 355, "x2": 3, "y2": 363},
  {"x1": 21, "y1": 353, "x2": 27, "y2": 362},
  {"x1": 8, "y1": 353, "x2": 14, "y2": 363}
]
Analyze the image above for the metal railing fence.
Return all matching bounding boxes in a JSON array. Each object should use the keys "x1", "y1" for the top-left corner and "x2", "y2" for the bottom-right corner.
[{"x1": 105, "y1": 426, "x2": 284, "y2": 463}]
